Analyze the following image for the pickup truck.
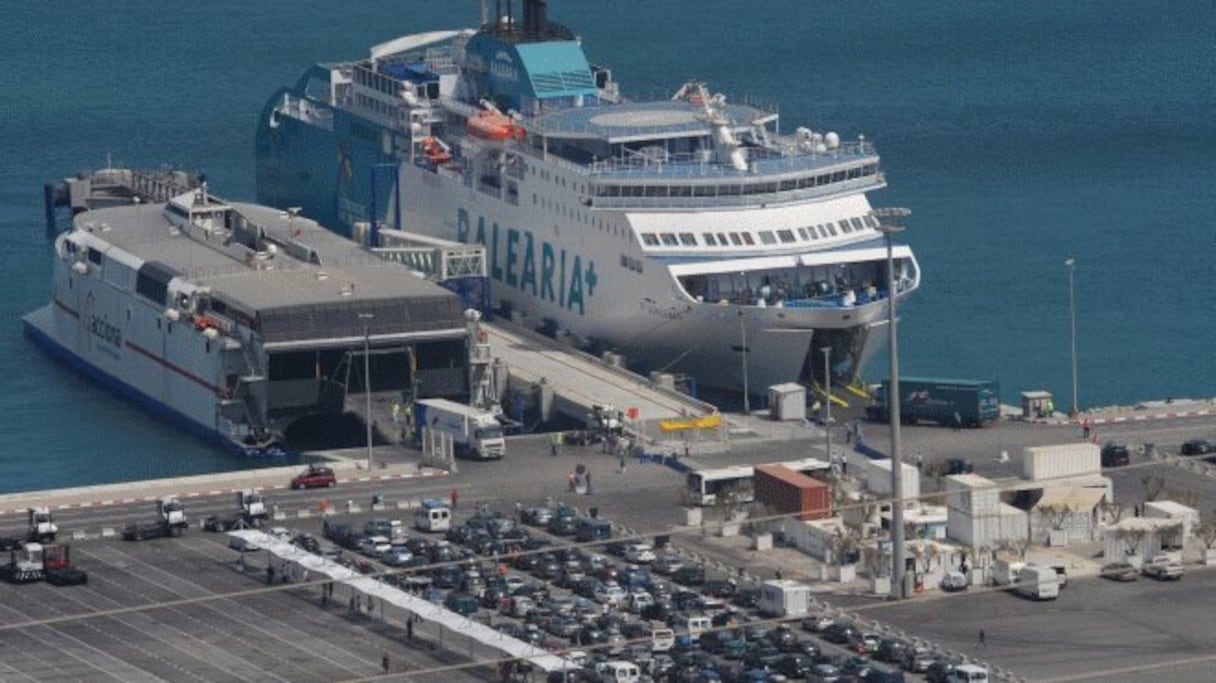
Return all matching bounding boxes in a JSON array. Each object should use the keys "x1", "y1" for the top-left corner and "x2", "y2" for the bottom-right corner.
[{"x1": 1141, "y1": 555, "x2": 1184, "y2": 580}]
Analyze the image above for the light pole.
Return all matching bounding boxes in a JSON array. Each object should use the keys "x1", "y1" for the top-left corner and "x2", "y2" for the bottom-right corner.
[
  {"x1": 821, "y1": 346, "x2": 832, "y2": 466},
  {"x1": 738, "y1": 308, "x2": 750, "y2": 414},
  {"x1": 358, "y1": 312, "x2": 375, "y2": 471},
  {"x1": 874, "y1": 207, "x2": 910, "y2": 600},
  {"x1": 1065, "y1": 258, "x2": 1078, "y2": 418}
]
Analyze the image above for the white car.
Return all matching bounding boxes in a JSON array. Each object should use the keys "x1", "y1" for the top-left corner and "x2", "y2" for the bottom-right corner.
[
  {"x1": 627, "y1": 590, "x2": 655, "y2": 613},
  {"x1": 940, "y1": 571, "x2": 969, "y2": 592},
  {"x1": 594, "y1": 581, "x2": 627, "y2": 605},
  {"x1": 624, "y1": 543, "x2": 656, "y2": 564},
  {"x1": 358, "y1": 535, "x2": 392, "y2": 558}
]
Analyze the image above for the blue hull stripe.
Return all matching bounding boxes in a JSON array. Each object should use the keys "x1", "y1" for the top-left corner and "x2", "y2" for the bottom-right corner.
[{"x1": 22, "y1": 313, "x2": 287, "y2": 458}]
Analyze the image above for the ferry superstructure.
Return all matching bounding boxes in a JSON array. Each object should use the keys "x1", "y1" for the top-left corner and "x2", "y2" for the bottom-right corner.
[
  {"x1": 256, "y1": 0, "x2": 920, "y2": 394},
  {"x1": 24, "y1": 182, "x2": 470, "y2": 455}
]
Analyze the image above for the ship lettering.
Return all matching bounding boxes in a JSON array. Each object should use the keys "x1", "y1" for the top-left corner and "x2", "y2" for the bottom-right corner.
[
  {"x1": 457, "y1": 209, "x2": 596, "y2": 314},
  {"x1": 88, "y1": 314, "x2": 123, "y2": 348}
]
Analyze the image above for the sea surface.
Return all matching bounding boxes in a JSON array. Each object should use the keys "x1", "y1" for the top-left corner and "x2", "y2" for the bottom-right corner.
[{"x1": 0, "y1": 1, "x2": 1212, "y2": 493}]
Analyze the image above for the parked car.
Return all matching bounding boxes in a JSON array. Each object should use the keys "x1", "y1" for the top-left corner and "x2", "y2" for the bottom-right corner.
[
  {"x1": 940, "y1": 571, "x2": 969, "y2": 592},
  {"x1": 444, "y1": 591, "x2": 481, "y2": 616},
  {"x1": 382, "y1": 547, "x2": 414, "y2": 566},
  {"x1": 291, "y1": 533, "x2": 320, "y2": 553},
  {"x1": 290, "y1": 464, "x2": 336, "y2": 489},
  {"x1": 1099, "y1": 561, "x2": 1139, "y2": 582},
  {"x1": 1100, "y1": 441, "x2": 1130, "y2": 467},
  {"x1": 672, "y1": 565, "x2": 706, "y2": 586},
  {"x1": 1141, "y1": 555, "x2": 1184, "y2": 580},
  {"x1": 1181, "y1": 438, "x2": 1213, "y2": 456},
  {"x1": 652, "y1": 554, "x2": 685, "y2": 575},
  {"x1": 822, "y1": 622, "x2": 861, "y2": 645},
  {"x1": 358, "y1": 535, "x2": 392, "y2": 558},
  {"x1": 624, "y1": 543, "x2": 657, "y2": 564}
]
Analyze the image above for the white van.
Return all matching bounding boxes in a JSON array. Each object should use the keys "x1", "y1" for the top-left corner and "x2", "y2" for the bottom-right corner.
[
  {"x1": 1014, "y1": 564, "x2": 1059, "y2": 600},
  {"x1": 680, "y1": 615, "x2": 711, "y2": 643},
  {"x1": 600, "y1": 661, "x2": 640, "y2": 683},
  {"x1": 413, "y1": 499, "x2": 452, "y2": 532},
  {"x1": 650, "y1": 627, "x2": 675, "y2": 652}
]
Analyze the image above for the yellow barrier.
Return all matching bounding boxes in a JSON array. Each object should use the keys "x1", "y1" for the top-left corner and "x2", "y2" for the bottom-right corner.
[{"x1": 658, "y1": 414, "x2": 723, "y2": 432}]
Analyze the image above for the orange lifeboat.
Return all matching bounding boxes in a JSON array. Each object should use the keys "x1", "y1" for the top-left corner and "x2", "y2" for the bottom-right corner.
[
  {"x1": 467, "y1": 110, "x2": 525, "y2": 142},
  {"x1": 420, "y1": 136, "x2": 452, "y2": 164}
]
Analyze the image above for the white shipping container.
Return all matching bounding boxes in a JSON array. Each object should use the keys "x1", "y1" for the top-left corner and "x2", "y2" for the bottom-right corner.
[
  {"x1": 1022, "y1": 443, "x2": 1100, "y2": 481},
  {"x1": 768, "y1": 383, "x2": 807, "y2": 422},
  {"x1": 946, "y1": 504, "x2": 1027, "y2": 547},
  {"x1": 945, "y1": 473, "x2": 1000, "y2": 516},
  {"x1": 865, "y1": 458, "x2": 920, "y2": 504},
  {"x1": 758, "y1": 579, "x2": 811, "y2": 617},
  {"x1": 1144, "y1": 500, "x2": 1199, "y2": 540}
]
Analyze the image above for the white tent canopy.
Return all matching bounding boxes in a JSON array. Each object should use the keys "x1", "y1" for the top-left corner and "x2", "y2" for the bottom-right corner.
[{"x1": 228, "y1": 529, "x2": 572, "y2": 672}]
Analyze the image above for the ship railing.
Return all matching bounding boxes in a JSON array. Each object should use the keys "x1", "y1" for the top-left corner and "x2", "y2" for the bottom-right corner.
[
  {"x1": 277, "y1": 93, "x2": 335, "y2": 131},
  {"x1": 692, "y1": 278, "x2": 915, "y2": 310},
  {"x1": 585, "y1": 174, "x2": 884, "y2": 210}
]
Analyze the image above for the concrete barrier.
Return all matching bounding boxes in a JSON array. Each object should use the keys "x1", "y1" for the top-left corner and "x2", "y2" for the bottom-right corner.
[
  {"x1": 396, "y1": 500, "x2": 411, "y2": 510},
  {"x1": 101, "y1": 528, "x2": 116, "y2": 538},
  {"x1": 298, "y1": 509, "x2": 312, "y2": 518},
  {"x1": 71, "y1": 530, "x2": 87, "y2": 540}
]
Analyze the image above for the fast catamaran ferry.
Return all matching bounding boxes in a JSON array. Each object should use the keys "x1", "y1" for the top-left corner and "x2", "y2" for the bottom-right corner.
[{"x1": 255, "y1": 0, "x2": 920, "y2": 395}]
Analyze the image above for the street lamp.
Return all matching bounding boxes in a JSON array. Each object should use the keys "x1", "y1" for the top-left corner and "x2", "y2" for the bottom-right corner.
[
  {"x1": 874, "y1": 207, "x2": 910, "y2": 600},
  {"x1": 358, "y1": 312, "x2": 375, "y2": 471},
  {"x1": 821, "y1": 346, "x2": 832, "y2": 466},
  {"x1": 738, "y1": 308, "x2": 750, "y2": 414},
  {"x1": 1065, "y1": 258, "x2": 1078, "y2": 418}
]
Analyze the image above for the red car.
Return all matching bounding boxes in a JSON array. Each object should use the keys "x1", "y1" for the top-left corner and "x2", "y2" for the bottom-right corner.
[{"x1": 290, "y1": 465, "x2": 336, "y2": 489}]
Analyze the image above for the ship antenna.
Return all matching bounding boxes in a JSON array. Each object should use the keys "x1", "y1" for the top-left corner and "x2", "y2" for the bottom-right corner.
[{"x1": 481, "y1": 0, "x2": 488, "y2": 26}]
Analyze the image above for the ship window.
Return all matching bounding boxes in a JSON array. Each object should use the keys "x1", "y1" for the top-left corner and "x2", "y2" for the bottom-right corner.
[
  {"x1": 87, "y1": 247, "x2": 103, "y2": 265},
  {"x1": 659, "y1": 233, "x2": 679, "y2": 246},
  {"x1": 641, "y1": 233, "x2": 660, "y2": 246},
  {"x1": 644, "y1": 186, "x2": 669, "y2": 198},
  {"x1": 817, "y1": 174, "x2": 830, "y2": 186},
  {"x1": 718, "y1": 232, "x2": 729, "y2": 245},
  {"x1": 670, "y1": 185, "x2": 692, "y2": 197},
  {"x1": 728, "y1": 233, "x2": 743, "y2": 246},
  {"x1": 703, "y1": 234, "x2": 717, "y2": 246},
  {"x1": 865, "y1": 214, "x2": 878, "y2": 228},
  {"x1": 850, "y1": 217, "x2": 865, "y2": 232},
  {"x1": 832, "y1": 170, "x2": 846, "y2": 183},
  {"x1": 679, "y1": 233, "x2": 697, "y2": 246},
  {"x1": 778, "y1": 229, "x2": 796, "y2": 243},
  {"x1": 827, "y1": 223, "x2": 839, "y2": 236},
  {"x1": 779, "y1": 179, "x2": 797, "y2": 191},
  {"x1": 798, "y1": 228, "x2": 810, "y2": 240},
  {"x1": 693, "y1": 185, "x2": 715, "y2": 197},
  {"x1": 719, "y1": 184, "x2": 741, "y2": 196},
  {"x1": 740, "y1": 233, "x2": 755, "y2": 245},
  {"x1": 758, "y1": 231, "x2": 777, "y2": 245}
]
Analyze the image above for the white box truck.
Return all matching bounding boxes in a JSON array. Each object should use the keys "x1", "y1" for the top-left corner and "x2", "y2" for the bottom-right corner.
[
  {"x1": 414, "y1": 398, "x2": 505, "y2": 460},
  {"x1": 758, "y1": 579, "x2": 811, "y2": 617},
  {"x1": 1014, "y1": 564, "x2": 1060, "y2": 600}
]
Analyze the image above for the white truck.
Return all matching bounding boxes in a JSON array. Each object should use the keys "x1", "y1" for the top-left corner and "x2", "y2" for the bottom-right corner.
[
  {"x1": 1013, "y1": 564, "x2": 1060, "y2": 600},
  {"x1": 27, "y1": 507, "x2": 59, "y2": 543},
  {"x1": 122, "y1": 497, "x2": 189, "y2": 541},
  {"x1": 414, "y1": 398, "x2": 505, "y2": 460}
]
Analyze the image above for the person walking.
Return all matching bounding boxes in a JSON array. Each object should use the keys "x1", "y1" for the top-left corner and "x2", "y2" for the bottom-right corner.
[
  {"x1": 978, "y1": 629, "x2": 986, "y2": 647},
  {"x1": 618, "y1": 453, "x2": 627, "y2": 474},
  {"x1": 407, "y1": 615, "x2": 415, "y2": 640},
  {"x1": 585, "y1": 470, "x2": 593, "y2": 494},
  {"x1": 449, "y1": 487, "x2": 458, "y2": 509},
  {"x1": 382, "y1": 652, "x2": 390, "y2": 675}
]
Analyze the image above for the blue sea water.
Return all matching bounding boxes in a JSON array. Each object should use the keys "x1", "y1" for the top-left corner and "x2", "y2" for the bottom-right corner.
[{"x1": 0, "y1": 1, "x2": 1212, "y2": 493}]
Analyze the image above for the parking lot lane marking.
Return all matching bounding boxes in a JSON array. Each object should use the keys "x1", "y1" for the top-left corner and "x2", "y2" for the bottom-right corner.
[
  {"x1": 92, "y1": 542, "x2": 371, "y2": 677},
  {"x1": 0, "y1": 593, "x2": 166, "y2": 682}
]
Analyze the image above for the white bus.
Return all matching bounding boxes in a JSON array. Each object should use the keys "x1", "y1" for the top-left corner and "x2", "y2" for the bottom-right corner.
[{"x1": 686, "y1": 457, "x2": 831, "y2": 506}]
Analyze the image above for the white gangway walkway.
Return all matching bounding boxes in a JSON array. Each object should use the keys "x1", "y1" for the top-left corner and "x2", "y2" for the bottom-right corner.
[{"x1": 228, "y1": 529, "x2": 572, "y2": 672}]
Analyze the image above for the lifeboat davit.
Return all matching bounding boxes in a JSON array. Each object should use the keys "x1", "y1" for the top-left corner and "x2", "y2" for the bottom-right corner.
[{"x1": 467, "y1": 110, "x2": 525, "y2": 142}]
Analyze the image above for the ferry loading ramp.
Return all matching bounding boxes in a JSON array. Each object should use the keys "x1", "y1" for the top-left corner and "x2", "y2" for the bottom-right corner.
[{"x1": 480, "y1": 319, "x2": 720, "y2": 435}]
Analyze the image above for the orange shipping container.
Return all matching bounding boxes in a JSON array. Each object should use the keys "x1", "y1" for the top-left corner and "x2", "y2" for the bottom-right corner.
[{"x1": 754, "y1": 464, "x2": 830, "y2": 521}]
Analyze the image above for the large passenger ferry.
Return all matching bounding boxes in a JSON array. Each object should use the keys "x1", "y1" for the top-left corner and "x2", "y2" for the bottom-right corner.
[
  {"x1": 26, "y1": 175, "x2": 471, "y2": 456},
  {"x1": 256, "y1": 0, "x2": 920, "y2": 395}
]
